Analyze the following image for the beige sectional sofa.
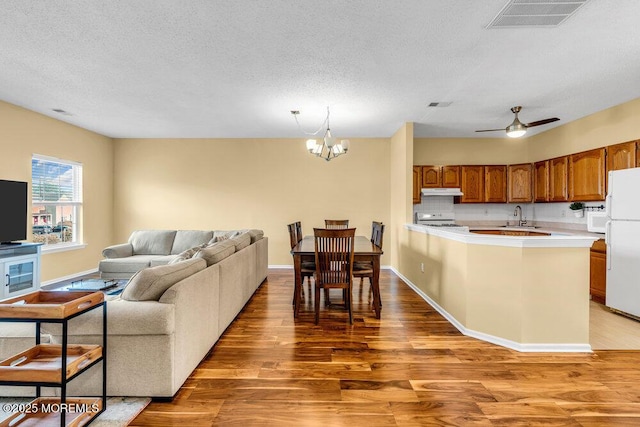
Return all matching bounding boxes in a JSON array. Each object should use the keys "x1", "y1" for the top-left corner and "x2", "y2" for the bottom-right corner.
[{"x1": 0, "y1": 229, "x2": 268, "y2": 399}]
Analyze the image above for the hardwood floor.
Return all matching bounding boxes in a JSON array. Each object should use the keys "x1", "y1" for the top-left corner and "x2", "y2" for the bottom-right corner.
[{"x1": 129, "y1": 269, "x2": 640, "y2": 426}]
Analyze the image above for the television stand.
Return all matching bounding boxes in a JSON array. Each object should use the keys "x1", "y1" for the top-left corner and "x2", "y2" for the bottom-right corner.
[{"x1": 0, "y1": 243, "x2": 41, "y2": 299}]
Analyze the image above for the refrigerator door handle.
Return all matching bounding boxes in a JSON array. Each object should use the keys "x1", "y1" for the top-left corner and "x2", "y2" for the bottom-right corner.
[
  {"x1": 605, "y1": 220, "x2": 612, "y2": 271},
  {"x1": 605, "y1": 194, "x2": 612, "y2": 217}
]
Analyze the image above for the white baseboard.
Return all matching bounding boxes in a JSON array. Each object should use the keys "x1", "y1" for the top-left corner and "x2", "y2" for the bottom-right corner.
[
  {"x1": 389, "y1": 267, "x2": 592, "y2": 353},
  {"x1": 40, "y1": 268, "x2": 99, "y2": 288}
]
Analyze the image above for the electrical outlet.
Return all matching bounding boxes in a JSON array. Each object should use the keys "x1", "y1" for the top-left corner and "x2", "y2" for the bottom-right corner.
[
  {"x1": 420, "y1": 262, "x2": 425, "y2": 273},
  {"x1": 484, "y1": 209, "x2": 488, "y2": 216},
  {"x1": 561, "y1": 210, "x2": 566, "y2": 217}
]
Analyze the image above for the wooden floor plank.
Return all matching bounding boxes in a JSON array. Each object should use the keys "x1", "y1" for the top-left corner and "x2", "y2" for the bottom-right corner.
[{"x1": 129, "y1": 268, "x2": 640, "y2": 426}]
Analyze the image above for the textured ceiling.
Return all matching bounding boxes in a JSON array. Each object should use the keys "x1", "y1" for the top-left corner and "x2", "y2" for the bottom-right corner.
[{"x1": 1, "y1": 1, "x2": 640, "y2": 139}]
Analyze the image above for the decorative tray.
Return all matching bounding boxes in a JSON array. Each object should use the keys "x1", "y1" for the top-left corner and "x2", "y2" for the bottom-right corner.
[
  {"x1": 0, "y1": 291, "x2": 103, "y2": 319},
  {"x1": 0, "y1": 396, "x2": 102, "y2": 427},
  {"x1": 0, "y1": 344, "x2": 102, "y2": 383}
]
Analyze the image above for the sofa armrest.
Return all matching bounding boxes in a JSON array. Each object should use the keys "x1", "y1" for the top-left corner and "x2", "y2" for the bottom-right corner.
[
  {"x1": 41, "y1": 299, "x2": 175, "y2": 336},
  {"x1": 102, "y1": 243, "x2": 134, "y2": 259}
]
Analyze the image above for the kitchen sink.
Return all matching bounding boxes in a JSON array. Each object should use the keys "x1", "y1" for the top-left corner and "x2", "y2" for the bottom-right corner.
[{"x1": 498, "y1": 225, "x2": 540, "y2": 229}]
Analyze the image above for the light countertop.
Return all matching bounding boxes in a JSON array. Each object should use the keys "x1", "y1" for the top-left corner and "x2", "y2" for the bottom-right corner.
[{"x1": 406, "y1": 223, "x2": 600, "y2": 248}]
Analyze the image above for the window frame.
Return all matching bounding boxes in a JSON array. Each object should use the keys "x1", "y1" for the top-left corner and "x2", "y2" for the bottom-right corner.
[{"x1": 31, "y1": 154, "x2": 83, "y2": 252}]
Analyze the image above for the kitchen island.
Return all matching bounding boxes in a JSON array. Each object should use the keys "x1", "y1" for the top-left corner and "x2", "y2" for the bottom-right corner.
[{"x1": 399, "y1": 224, "x2": 599, "y2": 352}]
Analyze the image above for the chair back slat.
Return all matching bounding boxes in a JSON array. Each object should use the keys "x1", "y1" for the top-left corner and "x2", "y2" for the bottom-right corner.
[
  {"x1": 287, "y1": 221, "x2": 303, "y2": 249},
  {"x1": 324, "y1": 219, "x2": 349, "y2": 229},
  {"x1": 313, "y1": 228, "x2": 355, "y2": 285},
  {"x1": 371, "y1": 221, "x2": 385, "y2": 249}
]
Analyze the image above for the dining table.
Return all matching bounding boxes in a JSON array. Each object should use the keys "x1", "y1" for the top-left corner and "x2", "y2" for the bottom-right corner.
[{"x1": 290, "y1": 235, "x2": 383, "y2": 319}]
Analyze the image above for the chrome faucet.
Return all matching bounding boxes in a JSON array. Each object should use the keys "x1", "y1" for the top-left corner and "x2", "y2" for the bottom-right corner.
[{"x1": 514, "y1": 205, "x2": 527, "y2": 226}]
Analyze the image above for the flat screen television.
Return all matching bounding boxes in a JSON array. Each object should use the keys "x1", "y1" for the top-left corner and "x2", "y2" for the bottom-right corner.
[{"x1": 0, "y1": 179, "x2": 28, "y2": 244}]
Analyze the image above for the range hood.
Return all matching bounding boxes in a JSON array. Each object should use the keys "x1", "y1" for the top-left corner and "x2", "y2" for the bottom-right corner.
[{"x1": 421, "y1": 188, "x2": 464, "y2": 196}]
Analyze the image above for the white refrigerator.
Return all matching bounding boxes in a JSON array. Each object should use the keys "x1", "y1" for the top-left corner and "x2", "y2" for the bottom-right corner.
[{"x1": 605, "y1": 168, "x2": 640, "y2": 317}]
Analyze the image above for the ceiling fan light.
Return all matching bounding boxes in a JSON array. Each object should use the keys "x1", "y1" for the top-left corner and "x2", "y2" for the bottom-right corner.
[{"x1": 506, "y1": 122, "x2": 526, "y2": 138}]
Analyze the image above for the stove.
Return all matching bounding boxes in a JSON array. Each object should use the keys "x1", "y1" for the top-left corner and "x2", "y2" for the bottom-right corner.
[{"x1": 415, "y1": 212, "x2": 466, "y2": 228}]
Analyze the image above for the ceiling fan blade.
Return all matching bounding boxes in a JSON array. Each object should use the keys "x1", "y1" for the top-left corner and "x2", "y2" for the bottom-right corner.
[
  {"x1": 475, "y1": 128, "x2": 505, "y2": 132},
  {"x1": 525, "y1": 117, "x2": 560, "y2": 128}
]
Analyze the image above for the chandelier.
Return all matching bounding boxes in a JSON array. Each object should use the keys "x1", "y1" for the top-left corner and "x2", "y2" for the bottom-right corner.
[{"x1": 292, "y1": 107, "x2": 350, "y2": 162}]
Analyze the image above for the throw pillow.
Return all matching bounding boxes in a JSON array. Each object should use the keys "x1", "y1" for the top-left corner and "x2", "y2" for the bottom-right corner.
[
  {"x1": 121, "y1": 258, "x2": 206, "y2": 301},
  {"x1": 168, "y1": 244, "x2": 206, "y2": 264}
]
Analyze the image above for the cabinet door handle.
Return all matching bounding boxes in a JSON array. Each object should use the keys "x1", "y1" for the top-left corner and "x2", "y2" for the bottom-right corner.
[{"x1": 5, "y1": 274, "x2": 10, "y2": 287}]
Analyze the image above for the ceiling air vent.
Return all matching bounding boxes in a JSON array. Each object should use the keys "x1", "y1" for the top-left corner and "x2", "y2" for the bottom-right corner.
[{"x1": 488, "y1": 0, "x2": 590, "y2": 28}]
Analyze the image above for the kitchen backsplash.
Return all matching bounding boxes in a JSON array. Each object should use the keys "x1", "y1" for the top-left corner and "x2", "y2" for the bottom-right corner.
[{"x1": 413, "y1": 197, "x2": 604, "y2": 228}]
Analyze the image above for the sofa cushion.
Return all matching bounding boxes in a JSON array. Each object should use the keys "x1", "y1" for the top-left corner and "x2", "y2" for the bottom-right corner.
[
  {"x1": 171, "y1": 230, "x2": 214, "y2": 255},
  {"x1": 150, "y1": 255, "x2": 180, "y2": 267},
  {"x1": 246, "y1": 229, "x2": 264, "y2": 243},
  {"x1": 193, "y1": 241, "x2": 236, "y2": 266},
  {"x1": 99, "y1": 255, "x2": 158, "y2": 273},
  {"x1": 121, "y1": 258, "x2": 206, "y2": 301},
  {"x1": 129, "y1": 230, "x2": 177, "y2": 255},
  {"x1": 230, "y1": 232, "x2": 251, "y2": 251}
]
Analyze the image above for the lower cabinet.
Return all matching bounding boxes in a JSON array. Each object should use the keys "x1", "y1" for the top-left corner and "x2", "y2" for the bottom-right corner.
[{"x1": 590, "y1": 239, "x2": 606, "y2": 304}]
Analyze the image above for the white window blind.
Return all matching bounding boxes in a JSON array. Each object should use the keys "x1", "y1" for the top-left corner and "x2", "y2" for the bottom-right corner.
[{"x1": 32, "y1": 155, "x2": 82, "y2": 205}]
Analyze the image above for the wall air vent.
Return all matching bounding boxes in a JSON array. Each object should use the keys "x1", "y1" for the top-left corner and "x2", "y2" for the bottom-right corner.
[{"x1": 488, "y1": 0, "x2": 590, "y2": 28}]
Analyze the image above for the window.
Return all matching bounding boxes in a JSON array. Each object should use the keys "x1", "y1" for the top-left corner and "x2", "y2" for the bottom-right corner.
[{"x1": 31, "y1": 155, "x2": 83, "y2": 247}]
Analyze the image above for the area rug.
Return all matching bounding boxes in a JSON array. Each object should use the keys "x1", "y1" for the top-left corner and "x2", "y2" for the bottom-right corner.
[{"x1": 0, "y1": 396, "x2": 150, "y2": 426}]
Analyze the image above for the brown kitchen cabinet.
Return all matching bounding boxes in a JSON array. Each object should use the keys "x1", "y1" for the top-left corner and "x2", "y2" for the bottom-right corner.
[
  {"x1": 460, "y1": 166, "x2": 485, "y2": 203},
  {"x1": 508, "y1": 163, "x2": 533, "y2": 203},
  {"x1": 549, "y1": 156, "x2": 569, "y2": 202},
  {"x1": 412, "y1": 166, "x2": 421, "y2": 204},
  {"x1": 590, "y1": 239, "x2": 607, "y2": 304},
  {"x1": 637, "y1": 142, "x2": 640, "y2": 167},
  {"x1": 607, "y1": 140, "x2": 637, "y2": 172},
  {"x1": 534, "y1": 160, "x2": 550, "y2": 202},
  {"x1": 485, "y1": 165, "x2": 507, "y2": 203},
  {"x1": 442, "y1": 165, "x2": 461, "y2": 188},
  {"x1": 569, "y1": 148, "x2": 606, "y2": 201},
  {"x1": 421, "y1": 165, "x2": 441, "y2": 188}
]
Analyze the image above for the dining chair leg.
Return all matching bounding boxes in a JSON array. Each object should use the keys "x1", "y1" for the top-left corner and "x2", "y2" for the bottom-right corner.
[
  {"x1": 347, "y1": 288, "x2": 353, "y2": 324},
  {"x1": 315, "y1": 283, "x2": 321, "y2": 325}
]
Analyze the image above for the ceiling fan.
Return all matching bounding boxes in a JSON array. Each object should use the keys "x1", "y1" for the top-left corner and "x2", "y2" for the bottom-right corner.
[{"x1": 475, "y1": 106, "x2": 560, "y2": 138}]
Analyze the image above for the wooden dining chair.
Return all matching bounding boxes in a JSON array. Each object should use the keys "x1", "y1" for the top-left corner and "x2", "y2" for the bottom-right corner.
[
  {"x1": 287, "y1": 222, "x2": 314, "y2": 304},
  {"x1": 313, "y1": 228, "x2": 356, "y2": 324},
  {"x1": 353, "y1": 221, "x2": 385, "y2": 298},
  {"x1": 324, "y1": 219, "x2": 349, "y2": 229}
]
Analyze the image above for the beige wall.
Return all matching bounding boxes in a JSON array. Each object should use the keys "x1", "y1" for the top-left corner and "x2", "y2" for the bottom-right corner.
[
  {"x1": 389, "y1": 123, "x2": 413, "y2": 268},
  {"x1": 414, "y1": 137, "x2": 529, "y2": 165},
  {"x1": 0, "y1": 101, "x2": 114, "y2": 282},
  {"x1": 112, "y1": 137, "x2": 391, "y2": 266},
  {"x1": 527, "y1": 97, "x2": 640, "y2": 162}
]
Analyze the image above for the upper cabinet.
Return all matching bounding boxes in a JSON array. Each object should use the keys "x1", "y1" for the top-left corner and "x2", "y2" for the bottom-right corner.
[
  {"x1": 508, "y1": 163, "x2": 533, "y2": 203},
  {"x1": 460, "y1": 166, "x2": 485, "y2": 203},
  {"x1": 607, "y1": 141, "x2": 637, "y2": 172},
  {"x1": 418, "y1": 165, "x2": 461, "y2": 188},
  {"x1": 412, "y1": 166, "x2": 421, "y2": 204},
  {"x1": 533, "y1": 161, "x2": 550, "y2": 203},
  {"x1": 569, "y1": 148, "x2": 606, "y2": 201},
  {"x1": 421, "y1": 166, "x2": 441, "y2": 188},
  {"x1": 441, "y1": 165, "x2": 461, "y2": 188},
  {"x1": 485, "y1": 165, "x2": 507, "y2": 203},
  {"x1": 549, "y1": 156, "x2": 569, "y2": 202}
]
